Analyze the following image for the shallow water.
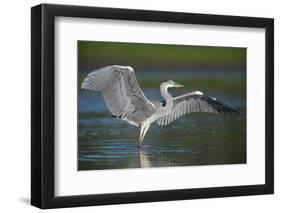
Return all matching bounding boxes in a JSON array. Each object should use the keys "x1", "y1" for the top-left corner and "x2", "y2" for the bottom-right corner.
[{"x1": 78, "y1": 70, "x2": 246, "y2": 170}]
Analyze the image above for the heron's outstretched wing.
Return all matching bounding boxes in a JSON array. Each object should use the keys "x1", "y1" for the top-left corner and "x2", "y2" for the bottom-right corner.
[
  {"x1": 81, "y1": 65, "x2": 155, "y2": 126},
  {"x1": 156, "y1": 91, "x2": 238, "y2": 126}
]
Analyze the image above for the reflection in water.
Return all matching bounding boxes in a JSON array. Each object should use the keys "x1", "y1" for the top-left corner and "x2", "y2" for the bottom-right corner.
[
  {"x1": 78, "y1": 70, "x2": 246, "y2": 171},
  {"x1": 139, "y1": 148, "x2": 183, "y2": 168},
  {"x1": 139, "y1": 149, "x2": 150, "y2": 168}
]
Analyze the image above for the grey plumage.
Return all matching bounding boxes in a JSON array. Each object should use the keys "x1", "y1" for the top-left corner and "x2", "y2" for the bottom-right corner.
[
  {"x1": 82, "y1": 65, "x2": 155, "y2": 127},
  {"x1": 82, "y1": 65, "x2": 238, "y2": 145},
  {"x1": 156, "y1": 91, "x2": 238, "y2": 126}
]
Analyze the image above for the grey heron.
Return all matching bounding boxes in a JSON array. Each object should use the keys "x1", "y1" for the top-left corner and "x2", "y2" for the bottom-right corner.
[{"x1": 81, "y1": 65, "x2": 238, "y2": 146}]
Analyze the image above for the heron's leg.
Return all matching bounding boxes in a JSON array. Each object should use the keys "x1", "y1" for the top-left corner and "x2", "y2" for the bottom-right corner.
[
  {"x1": 139, "y1": 123, "x2": 151, "y2": 146},
  {"x1": 139, "y1": 125, "x2": 145, "y2": 146},
  {"x1": 142, "y1": 124, "x2": 150, "y2": 141}
]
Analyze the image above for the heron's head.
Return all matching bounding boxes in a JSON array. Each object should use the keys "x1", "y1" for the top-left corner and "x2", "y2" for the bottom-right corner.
[{"x1": 161, "y1": 80, "x2": 184, "y2": 89}]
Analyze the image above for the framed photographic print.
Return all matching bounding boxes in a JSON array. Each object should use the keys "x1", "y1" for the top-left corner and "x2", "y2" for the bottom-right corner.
[{"x1": 31, "y1": 3, "x2": 274, "y2": 209}]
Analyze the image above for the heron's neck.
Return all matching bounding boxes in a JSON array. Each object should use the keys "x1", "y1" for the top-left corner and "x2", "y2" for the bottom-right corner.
[{"x1": 160, "y1": 85, "x2": 173, "y2": 110}]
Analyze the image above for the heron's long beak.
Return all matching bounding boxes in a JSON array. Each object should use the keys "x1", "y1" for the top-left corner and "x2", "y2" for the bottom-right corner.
[{"x1": 174, "y1": 82, "x2": 184, "y2": 87}]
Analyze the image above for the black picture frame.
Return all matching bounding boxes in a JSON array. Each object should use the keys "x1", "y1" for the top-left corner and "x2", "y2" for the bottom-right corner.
[{"x1": 31, "y1": 3, "x2": 274, "y2": 209}]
